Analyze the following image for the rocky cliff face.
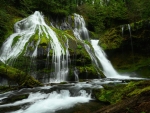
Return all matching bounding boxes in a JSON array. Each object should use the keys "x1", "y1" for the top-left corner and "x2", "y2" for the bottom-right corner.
[{"x1": 99, "y1": 19, "x2": 150, "y2": 77}]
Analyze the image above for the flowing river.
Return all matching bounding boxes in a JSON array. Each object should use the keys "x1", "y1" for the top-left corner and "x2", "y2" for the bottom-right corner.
[{"x1": 0, "y1": 78, "x2": 135, "y2": 113}]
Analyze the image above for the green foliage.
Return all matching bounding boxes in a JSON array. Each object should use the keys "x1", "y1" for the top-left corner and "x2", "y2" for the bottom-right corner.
[
  {"x1": 78, "y1": 0, "x2": 128, "y2": 33},
  {"x1": 125, "y1": 0, "x2": 150, "y2": 22},
  {"x1": 1, "y1": 0, "x2": 150, "y2": 41},
  {"x1": 0, "y1": 9, "x2": 10, "y2": 37}
]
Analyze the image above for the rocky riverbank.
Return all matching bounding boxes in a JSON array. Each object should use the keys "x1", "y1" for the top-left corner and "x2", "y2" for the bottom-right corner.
[{"x1": 93, "y1": 80, "x2": 150, "y2": 113}]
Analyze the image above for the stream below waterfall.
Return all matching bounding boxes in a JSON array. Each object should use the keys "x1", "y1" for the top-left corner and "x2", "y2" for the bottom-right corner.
[{"x1": 0, "y1": 78, "x2": 145, "y2": 113}]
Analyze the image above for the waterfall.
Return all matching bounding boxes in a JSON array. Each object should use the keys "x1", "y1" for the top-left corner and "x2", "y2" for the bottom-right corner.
[
  {"x1": 91, "y1": 40, "x2": 132, "y2": 78},
  {"x1": 74, "y1": 67, "x2": 79, "y2": 82},
  {"x1": 73, "y1": 13, "x2": 90, "y2": 41},
  {"x1": 73, "y1": 13, "x2": 102, "y2": 77},
  {"x1": 91, "y1": 40, "x2": 122, "y2": 78},
  {"x1": 128, "y1": 24, "x2": 135, "y2": 68},
  {"x1": 72, "y1": 13, "x2": 128, "y2": 78},
  {"x1": 121, "y1": 25, "x2": 124, "y2": 37},
  {"x1": 0, "y1": 11, "x2": 69, "y2": 83},
  {"x1": 0, "y1": 11, "x2": 131, "y2": 83},
  {"x1": 73, "y1": 13, "x2": 100, "y2": 67}
]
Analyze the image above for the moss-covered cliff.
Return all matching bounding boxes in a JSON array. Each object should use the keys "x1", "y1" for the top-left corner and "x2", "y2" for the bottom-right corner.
[{"x1": 99, "y1": 19, "x2": 150, "y2": 76}]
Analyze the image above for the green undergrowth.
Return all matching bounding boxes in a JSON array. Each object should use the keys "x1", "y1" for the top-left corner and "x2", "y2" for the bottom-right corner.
[{"x1": 94, "y1": 80, "x2": 150, "y2": 104}]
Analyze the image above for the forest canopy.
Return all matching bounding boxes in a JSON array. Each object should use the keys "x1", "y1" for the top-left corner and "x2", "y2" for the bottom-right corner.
[{"x1": 1, "y1": 0, "x2": 150, "y2": 39}]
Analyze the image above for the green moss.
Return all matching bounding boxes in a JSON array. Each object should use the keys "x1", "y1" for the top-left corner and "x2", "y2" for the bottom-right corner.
[
  {"x1": 128, "y1": 81, "x2": 150, "y2": 96},
  {"x1": 12, "y1": 36, "x2": 21, "y2": 47},
  {"x1": 128, "y1": 86, "x2": 150, "y2": 96},
  {"x1": 60, "y1": 82, "x2": 67, "y2": 84},
  {"x1": 117, "y1": 57, "x2": 150, "y2": 74},
  {"x1": 76, "y1": 64, "x2": 104, "y2": 79},
  {"x1": 0, "y1": 86, "x2": 13, "y2": 93},
  {"x1": 94, "y1": 80, "x2": 150, "y2": 104},
  {"x1": 0, "y1": 63, "x2": 43, "y2": 87},
  {"x1": 40, "y1": 34, "x2": 48, "y2": 46},
  {"x1": 98, "y1": 89, "x2": 114, "y2": 103},
  {"x1": 64, "y1": 30, "x2": 76, "y2": 40},
  {"x1": 6, "y1": 94, "x2": 29, "y2": 103},
  {"x1": 32, "y1": 30, "x2": 39, "y2": 42},
  {"x1": 89, "y1": 31, "x2": 99, "y2": 39},
  {"x1": 49, "y1": 49, "x2": 53, "y2": 56},
  {"x1": 77, "y1": 45, "x2": 82, "y2": 49},
  {"x1": 99, "y1": 28, "x2": 123, "y2": 50}
]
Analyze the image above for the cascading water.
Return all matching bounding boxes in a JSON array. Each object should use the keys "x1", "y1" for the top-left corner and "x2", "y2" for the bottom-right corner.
[
  {"x1": 0, "y1": 87, "x2": 92, "y2": 113},
  {"x1": 73, "y1": 13, "x2": 101, "y2": 69},
  {"x1": 0, "y1": 11, "x2": 69, "y2": 83},
  {"x1": 74, "y1": 67, "x2": 79, "y2": 82},
  {"x1": 128, "y1": 24, "x2": 135, "y2": 68},
  {"x1": 121, "y1": 25, "x2": 124, "y2": 37},
  {"x1": 73, "y1": 13, "x2": 90, "y2": 42},
  {"x1": 91, "y1": 40, "x2": 122, "y2": 78},
  {"x1": 72, "y1": 13, "x2": 128, "y2": 78}
]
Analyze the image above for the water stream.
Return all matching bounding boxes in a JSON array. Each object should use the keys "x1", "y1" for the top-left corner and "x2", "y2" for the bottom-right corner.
[
  {"x1": 91, "y1": 40, "x2": 131, "y2": 78},
  {"x1": 0, "y1": 79, "x2": 125, "y2": 113}
]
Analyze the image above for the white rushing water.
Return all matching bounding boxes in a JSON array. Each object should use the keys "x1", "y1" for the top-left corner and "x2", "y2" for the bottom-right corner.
[
  {"x1": 72, "y1": 13, "x2": 129, "y2": 78},
  {"x1": 91, "y1": 40, "x2": 129, "y2": 78},
  {"x1": 0, "y1": 90, "x2": 91, "y2": 113},
  {"x1": 73, "y1": 13, "x2": 101, "y2": 69},
  {"x1": 73, "y1": 13, "x2": 90, "y2": 41},
  {"x1": 0, "y1": 11, "x2": 69, "y2": 83}
]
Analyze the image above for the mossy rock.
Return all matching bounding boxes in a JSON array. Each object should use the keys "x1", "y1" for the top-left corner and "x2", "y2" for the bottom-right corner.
[
  {"x1": 1, "y1": 94, "x2": 29, "y2": 104},
  {"x1": 99, "y1": 28, "x2": 123, "y2": 50},
  {"x1": 40, "y1": 34, "x2": 49, "y2": 46},
  {"x1": 76, "y1": 65, "x2": 104, "y2": 79},
  {"x1": 93, "y1": 80, "x2": 150, "y2": 104},
  {"x1": 0, "y1": 63, "x2": 43, "y2": 88},
  {"x1": 99, "y1": 19, "x2": 150, "y2": 74}
]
